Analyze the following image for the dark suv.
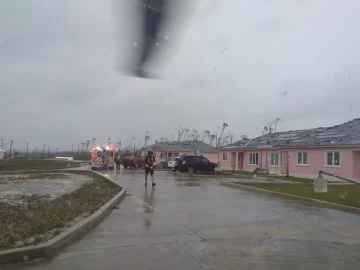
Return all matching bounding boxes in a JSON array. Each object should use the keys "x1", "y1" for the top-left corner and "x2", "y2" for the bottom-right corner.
[{"x1": 173, "y1": 155, "x2": 217, "y2": 172}]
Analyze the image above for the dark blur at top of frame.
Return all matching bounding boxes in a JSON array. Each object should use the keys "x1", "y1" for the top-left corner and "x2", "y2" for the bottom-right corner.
[{"x1": 116, "y1": 0, "x2": 195, "y2": 79}]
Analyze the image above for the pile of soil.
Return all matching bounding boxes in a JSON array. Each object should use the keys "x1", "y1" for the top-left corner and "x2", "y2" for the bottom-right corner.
[{"x1": 0, "y1": 173, "x2": 121, "y2": 251}]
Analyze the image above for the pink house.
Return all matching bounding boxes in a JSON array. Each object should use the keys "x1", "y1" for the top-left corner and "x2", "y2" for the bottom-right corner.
[
  {"x1": 140, "y1": 141, "x2": 218, "y2": 163},
  {"x1": 218, "y1": 119, "x2": 360, "y2": 180}
]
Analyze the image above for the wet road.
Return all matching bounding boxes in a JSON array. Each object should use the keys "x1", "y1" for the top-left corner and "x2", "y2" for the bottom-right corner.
[{"x1": 8, "y1": 169, "x2": 360, "y2": 269}]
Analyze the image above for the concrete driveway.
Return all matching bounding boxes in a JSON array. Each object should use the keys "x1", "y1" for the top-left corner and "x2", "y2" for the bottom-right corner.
[{"x1": 9, "y1": 169, "x2": 360, "y2": 269}]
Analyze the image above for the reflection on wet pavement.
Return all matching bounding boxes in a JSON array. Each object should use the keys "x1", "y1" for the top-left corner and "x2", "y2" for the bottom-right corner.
[{"x1": 8, "y1": 169, "x2": 360, "y2": 270}]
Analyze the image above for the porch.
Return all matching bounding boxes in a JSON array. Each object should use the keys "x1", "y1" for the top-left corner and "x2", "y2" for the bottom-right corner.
[{"x1": 229, "y1": 152, "x2": 244, "y2": 170}]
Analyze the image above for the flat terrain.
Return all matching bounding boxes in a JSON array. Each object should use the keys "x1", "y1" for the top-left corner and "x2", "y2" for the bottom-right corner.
[
  {"x1": 0, "y1": 159, "x2": 80, "y2": 173},
  {"x1": 5, "y1": 169, "x2": 360, "y2": 270},
  {"x1": 0, "y1": 171, "x2": 120, "y2": 251}
]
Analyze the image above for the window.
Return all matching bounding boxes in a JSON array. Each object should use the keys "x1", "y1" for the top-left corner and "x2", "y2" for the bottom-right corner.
[
  {"x1": 160, "y1": 153, "x2": 163, "y2": 158},
  {"x1": 222, "y1": 152, "x2": 228, "y2": 161},
  {"x1": 199, "y1": 157, "x2": 209, "y2": 163},
  {"x1": 270, "y1": 152, "x2": 281, "y2": 166},
  {"x1": 167, "y1": 153, "x2": 172, "y2": 158},
  {"x1": 297, "y1": 152, "x2": 308, "y2": 165},
  {"x1": 326, "y1": 151, "x2": 340, "y2": 167},
  {"x1": 249, "y1": 153, "x2": 259, "y2": 165}
]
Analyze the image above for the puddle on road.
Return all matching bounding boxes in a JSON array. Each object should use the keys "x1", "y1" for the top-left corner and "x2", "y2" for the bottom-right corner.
[{"x1": 184, "y1": 182, "x2": 201, "y2": 187}]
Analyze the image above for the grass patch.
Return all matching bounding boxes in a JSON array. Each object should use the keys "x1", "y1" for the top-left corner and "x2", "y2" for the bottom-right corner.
[
  {"x1": 0, "y1": 172, "x2": 120, "y2": 251},
  {"x1": 237, "y1": 183, "x2": 360, "y2": 208},
  {"x1": 0, "y1": 159, "x2": 79, "y2": 173},
  {"x1": 222, "y1": 169, "x2": 254, "y2": 176},
  {"x1": 261, "y1": 175, "x2": 315, "y2": 184}
]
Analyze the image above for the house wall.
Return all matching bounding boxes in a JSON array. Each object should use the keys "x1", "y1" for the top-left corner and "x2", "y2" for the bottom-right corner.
[
  {"x1": 202, "y1": 152, "x2": 219, "y2": 163},
  {"x1": 219, "y1": 148, "x2": 360, "y2": 180},
  {"x1": 219, "y1": 151, "x2": 233, "y2": 169},
  {"x1": 353, "y1": 152, "x2": 360, "y2": 179},
  {"x1": 286, "y1": 148, "x2": 354, "y2": 179}
]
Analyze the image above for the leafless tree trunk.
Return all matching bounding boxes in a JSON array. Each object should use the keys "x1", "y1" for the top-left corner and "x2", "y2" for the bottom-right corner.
[
  {"x1": 273, "y1": 118, "x2": 282, "y2": 132},
  {"x1": 183, "y1": 129, "x2": 190, "y2": 141},
  {"x1": 176, "y1": 125, "x2": 186, "y2": 141},
  {"x1": 201, "y1": 130, "x2": 210, "y2": 142},
  {"x1": 217, "y1": 123, "x2": 228, "y2": 147},
  {"x1": 208, "y1": 135, "x2": 216, "y2": 146}
]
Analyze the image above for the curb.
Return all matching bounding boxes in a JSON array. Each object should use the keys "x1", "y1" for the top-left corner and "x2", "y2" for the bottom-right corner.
[
  {"x1": 169, "y1": 172, "x2": 252, "y2": 179},
  {"x1": 0, "y1": 171, "x2": 127, "y2": 264},
  {"x1": 221, "y1": 182, "x2": 360, "y2": 215}
]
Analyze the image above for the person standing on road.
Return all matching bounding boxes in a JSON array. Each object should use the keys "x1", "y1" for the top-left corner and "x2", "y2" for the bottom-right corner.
[
  {"x1": 103, "y1": 151, "x2": 109, "y2": 168},
  {"x1": 144, "y1": 150, "x2": 156, "y2": 187},
  {"x1": 115, "y1": 154, "x2": 121, "y2": 170}
]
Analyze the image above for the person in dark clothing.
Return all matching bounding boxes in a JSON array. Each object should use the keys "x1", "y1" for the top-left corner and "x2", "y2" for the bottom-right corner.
[
  {"x1": 144, "y1": 150, "x2": 156, "y2": 187},
  {"x1": 115, "y1": 154, "x2": 121, "y2": 170}
]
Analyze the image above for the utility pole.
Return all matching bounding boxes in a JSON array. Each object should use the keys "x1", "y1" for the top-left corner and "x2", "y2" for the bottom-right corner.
[
  {"x1": 56, "y1": 148, "x2": 59, "y2": 156},
  {"x1": 1, "y1": 138, "x2": 3, "y2": 150},
  {"x1": 9, "y1": 140, "x2": 14, "y2": 159},
  {"x1": 47, "y1": 147, "x2": 50, "y2": 158},
  {"x1": 35, "y1": 146, "x2": 37, "y2": 158},
  {"x1": 43, "y1": 144, "x2": 46, "y2": 158},
  {"x1": 26, "y1": 143, "x2": 29, "y2": 158}
]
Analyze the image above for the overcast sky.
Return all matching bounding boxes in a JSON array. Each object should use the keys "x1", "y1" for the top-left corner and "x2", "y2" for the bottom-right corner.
[{"x1": 1, "y1": 0, "x2": 360, "y2": 151}]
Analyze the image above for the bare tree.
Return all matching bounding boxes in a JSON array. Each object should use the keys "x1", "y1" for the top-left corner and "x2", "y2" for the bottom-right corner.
[
  {"x1": 201, "y1": 130, "x2": 210, "y2": 142},
  {"x1": 183, "y1": 129, "x2": 190, "y2": 141},
  {"x1": 116, "y1": 141, "x2": 121, "y2": 151},
  {"x1": 189, "y1": 129, "x2": 199, "y2": 141},
  {"x1": 262, "y1": 118, "x2": 281, "y2": 134},
  {"x1": 262, "y1": 126, "x2": 269, "y2": 135},
  {"x1": 272, "y1": 118, "x2": 282, "y2": 132},
  {"x1": 176, "y1": 125, "x2": 186, "y2": 141},
  {"x1": 125, "y1": 137, "x2": 135, "y2": 150},
  {"x1": 208, "y1": 134, "x2": 216, "y2": 146},
  {"x1": 217, "y1": 123, "x2": 228, "y2": 147},
  {"x1": 144, "y1": 131, "x2": 150, "y2": 147},
  {"x1": 241, "y1": 134, "x2": 248, "y2": 140}
]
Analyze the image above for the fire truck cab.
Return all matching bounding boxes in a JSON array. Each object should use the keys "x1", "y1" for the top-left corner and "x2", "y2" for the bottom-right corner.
[{"x1": 90, "y1": 145, "x2": 115, "y2": 170}]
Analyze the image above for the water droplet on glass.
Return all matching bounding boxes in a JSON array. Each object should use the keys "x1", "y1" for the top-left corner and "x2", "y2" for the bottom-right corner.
[
  {"x1": 133, "y1": 42, "x2": 137, "y2": 47},
  {"x1": 164, "y1": 36, "x2": 169, "y2": 41},
  {"x1": 156, "y1": 42, "x2": 160, "y2": 47}
]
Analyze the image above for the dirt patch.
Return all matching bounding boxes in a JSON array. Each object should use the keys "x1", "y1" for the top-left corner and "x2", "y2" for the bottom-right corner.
[
  {"x1": 0, "y1": 173, "x2": 121, "y2": 251},
  {"x1": 0, "y1": 173, "x2": 68, "y2": 184}
]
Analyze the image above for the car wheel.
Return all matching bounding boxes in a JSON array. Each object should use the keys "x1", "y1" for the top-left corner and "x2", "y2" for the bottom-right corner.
[
  {"x1": 124, "y1": 165, "x2": 128, "y2": 168},
  {"x1": 172, "y1": 167, "x2": 176, "y2": 172},
  {"x1": 188, "y1": 166, "x2": 194, "y2": 173}
]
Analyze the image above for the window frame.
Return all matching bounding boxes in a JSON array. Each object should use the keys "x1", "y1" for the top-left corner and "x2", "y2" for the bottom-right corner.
[
  {"x1": 325, "y1": 151, "x2": 341, "y2": 168},
  {"x1": 296, "y1": 152, "x2": 308, "y2": 166},
  {"x1": 270, "y1": 152, "x2": 281, "y2": 167},
  {"x1": 249, "y1": 152, "x2": 259, "y2": 165},
  {"x1": 222, "y1": 152, "x2": 228, "y2": 161}
]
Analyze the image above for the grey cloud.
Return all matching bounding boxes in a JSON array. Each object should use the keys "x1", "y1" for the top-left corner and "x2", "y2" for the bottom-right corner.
[{"x1": 1, "y1": 0, "x2": 360, "y2": 151}]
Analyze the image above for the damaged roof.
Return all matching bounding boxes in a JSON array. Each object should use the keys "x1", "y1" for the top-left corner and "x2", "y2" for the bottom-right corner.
[
  {"x1": 220, "y1": 138, "x2": 250, "y2": 149},
  {"x1": 142, "y1": 141, "x2": 216, "y2": 153},
  {"x1": 224, "y1": 118, "x2": 360, "y2": 150}
]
